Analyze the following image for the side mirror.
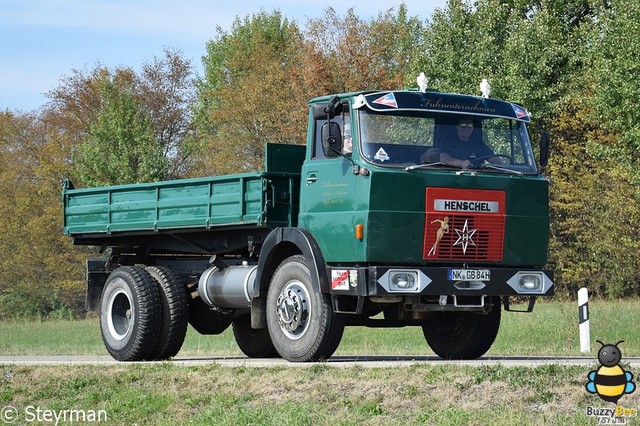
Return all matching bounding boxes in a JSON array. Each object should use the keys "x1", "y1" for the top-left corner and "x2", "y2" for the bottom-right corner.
[
  {"x1": 539, "y1": 131, "x2": 550, "y2": 169},
  {"x1": 321, "y1": 122, "x2": 342, "y2": 158},
  {"x1": 312, "y1": 96, "x2": 342, "y2": 120},
  {"x1": 313, "y1": 103, "x2": 332, "y2": 120}
]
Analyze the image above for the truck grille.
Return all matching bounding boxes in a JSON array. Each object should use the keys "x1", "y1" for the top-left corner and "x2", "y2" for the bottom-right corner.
[{"x1": 423, "y1": 188, "x2": 506, "y2": 262}]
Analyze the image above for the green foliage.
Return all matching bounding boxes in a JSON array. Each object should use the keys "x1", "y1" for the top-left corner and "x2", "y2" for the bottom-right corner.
[
  {"x1": 193, "y1": 6, "x2": 425, "y2": 176},
  {"x1": 75, "y1": 73, "x2": 167, "y2": 186},
  {"x1": 47, "y1": 48, "x2": 197, "y2": 183},
  {"x1": 0, "y1": 50, "x2": 197, "y2": 320},
  {"x1": 0, "y1": 111, "x2": 87, "y2": 321},
  {"x1": 588, "y1": 0, "x2": 640, "y2": 179},
  {"x1": 548, "y1": 103, "x2": 640, "y2": 298},
  {"x1": 415, "y1": 0, "x2": 594, "y2": 128},
  {"x1": 413, "y1": 0, "x2": 479, "y2": 93},
  {"x1": 193, "y1": 11, "x2": 308, "y2": 175}
]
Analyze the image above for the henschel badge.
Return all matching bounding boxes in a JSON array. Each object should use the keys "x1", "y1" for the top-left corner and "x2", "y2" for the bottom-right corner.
[{"x1": 453, "y1": 220, "x2": 477, "y2": 254}]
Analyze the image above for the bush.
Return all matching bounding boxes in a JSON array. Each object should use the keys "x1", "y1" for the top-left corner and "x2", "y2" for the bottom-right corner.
[{"x1": 0, "y1": 281, "x2": 84, "y2": 320}]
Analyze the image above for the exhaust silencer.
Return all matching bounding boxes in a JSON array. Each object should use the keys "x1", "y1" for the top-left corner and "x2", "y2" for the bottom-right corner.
[{"x1": 198, "y1": 264, "x2": 258, "y2": 309}]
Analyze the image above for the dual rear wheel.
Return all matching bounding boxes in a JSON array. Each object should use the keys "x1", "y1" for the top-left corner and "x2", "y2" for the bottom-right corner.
[{"x1": 99, "y1": 266, "x2": 188, "y2": 361}]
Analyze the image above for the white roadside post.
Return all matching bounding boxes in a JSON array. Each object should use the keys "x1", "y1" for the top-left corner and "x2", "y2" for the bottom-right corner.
[{"x1": 578, "y1": 287, "x2": 590, "y2": 353}]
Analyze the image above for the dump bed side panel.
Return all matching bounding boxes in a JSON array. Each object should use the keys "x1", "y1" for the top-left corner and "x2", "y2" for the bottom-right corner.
[{"x1": 63, "y1": 172, "x2": 298, "y2": 237}]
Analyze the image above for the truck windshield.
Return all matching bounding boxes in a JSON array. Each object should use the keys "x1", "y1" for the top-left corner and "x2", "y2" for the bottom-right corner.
[{"x1": 358, "y1": 109, "x2": 538, "y2": 174}]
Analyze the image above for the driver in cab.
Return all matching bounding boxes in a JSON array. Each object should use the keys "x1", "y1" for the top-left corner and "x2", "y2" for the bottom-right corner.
[{"x1": 422, "y1": 117, "x2": 502, "y2": 168}]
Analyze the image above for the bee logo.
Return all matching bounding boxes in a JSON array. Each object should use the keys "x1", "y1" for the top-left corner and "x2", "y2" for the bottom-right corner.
[{"x1": 586, "y1": 340, "x2": 636, "y2": 403}]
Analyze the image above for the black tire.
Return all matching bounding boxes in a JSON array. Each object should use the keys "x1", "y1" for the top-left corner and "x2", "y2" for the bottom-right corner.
[
  {"x1": 422, "y1": 297, "x2": 501, "y2": 360},
  {"x1": 145, "y1": 266, "x2": 189, "y2": 360},
  {"x1": 188, "y1": 298, "x2": 233, "y2": 335},
  {"x1": 99, "y1": 266, "x2": 161, "y2": 361},
  {"x1": 232, "y1": 315, "x2": 279, "y2": 358},
  {"x1": 266, "y1": 255, "x2": 345, "y2": 362}
]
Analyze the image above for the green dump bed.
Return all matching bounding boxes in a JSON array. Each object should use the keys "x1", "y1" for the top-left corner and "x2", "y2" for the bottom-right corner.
[{"x1": 62, "y1": 144, "x2": 304, "y2": 239}]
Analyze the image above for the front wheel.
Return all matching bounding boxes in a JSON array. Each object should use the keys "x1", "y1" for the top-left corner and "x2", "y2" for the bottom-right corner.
[
  {"x1": 266, "y1": 255, "x2": 345, "y2": 362},
  {"x1": 422, "y1": 297, "x2": 501, "y2": 360},
  {"x1": 100, "y1": 266, "x2": 161, "y2": 361}
]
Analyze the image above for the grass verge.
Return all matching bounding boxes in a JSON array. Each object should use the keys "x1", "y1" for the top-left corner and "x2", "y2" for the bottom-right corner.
[{"x1": 2, "y1": 363, "x2": 635, "y2": 425}]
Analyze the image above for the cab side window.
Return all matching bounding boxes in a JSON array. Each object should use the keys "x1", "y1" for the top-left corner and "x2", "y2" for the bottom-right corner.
[{"x1": 312, "y1": 109, "x2": 349, "y2": 159}]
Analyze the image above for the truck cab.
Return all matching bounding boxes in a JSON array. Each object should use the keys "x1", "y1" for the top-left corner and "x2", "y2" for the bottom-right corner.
[{"x1": 291, "y1": 87, "x2": 552, "y2": 359}]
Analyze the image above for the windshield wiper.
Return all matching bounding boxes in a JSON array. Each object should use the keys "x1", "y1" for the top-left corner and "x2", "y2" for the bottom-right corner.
[
  {"x1": 405, "y1": 161, "x2": 524, "y2": 176},
  {"x1": 475, "y1": 163, "x2": 523, "y2": 176},
  {"x1": 404, "y1": 162, "x2": 445, "y2": 171}
]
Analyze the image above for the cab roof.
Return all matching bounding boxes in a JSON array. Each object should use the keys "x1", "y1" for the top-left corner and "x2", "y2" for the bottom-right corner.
[{"x1": 310, "y1": 89, "x2": 531, "y2": 122}]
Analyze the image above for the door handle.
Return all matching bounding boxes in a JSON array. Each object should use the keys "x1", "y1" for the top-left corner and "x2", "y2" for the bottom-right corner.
[{"x1": 306, "y1": 176, "x2": 318, "y2": 185}]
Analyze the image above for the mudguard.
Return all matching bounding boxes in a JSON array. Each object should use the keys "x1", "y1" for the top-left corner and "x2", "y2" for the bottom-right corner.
[{"x1": 254, "y1": 227, "x2": 329, "y2": 297}]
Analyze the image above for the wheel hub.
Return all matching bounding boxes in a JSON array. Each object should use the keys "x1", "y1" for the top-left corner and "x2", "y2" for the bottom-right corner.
[
  {"x1": 107, "y1": 284, "x2": 134, "y2": 341},
  {"x1": 275, "y1": 281, "x2": 310, "y2": 340}
]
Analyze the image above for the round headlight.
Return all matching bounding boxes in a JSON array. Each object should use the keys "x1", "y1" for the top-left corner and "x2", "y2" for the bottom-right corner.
[
  {"x1": 391, "y1": 273, "x2": 415, "y2": 289},
  {"x1": 519, "y1": 274, "x2": 541, "y2": 290}
]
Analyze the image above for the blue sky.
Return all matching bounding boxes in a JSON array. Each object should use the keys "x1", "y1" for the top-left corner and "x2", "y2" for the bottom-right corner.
[{"x1": 0, "y1": 0, "x2": 444, "y2": 112}]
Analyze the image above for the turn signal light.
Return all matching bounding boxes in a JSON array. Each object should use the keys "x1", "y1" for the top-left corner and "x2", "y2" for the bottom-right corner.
[{"x1": 355, "y1": 224, "x2": 364, "y2": 240}]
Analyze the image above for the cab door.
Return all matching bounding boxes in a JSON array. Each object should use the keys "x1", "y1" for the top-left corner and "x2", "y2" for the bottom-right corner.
[{"x1": 299, "y1": 112, "x2": 359, "y2": 263}]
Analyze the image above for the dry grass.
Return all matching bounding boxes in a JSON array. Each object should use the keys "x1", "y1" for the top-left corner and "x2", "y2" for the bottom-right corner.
[{"x1": 1, "y1": 363, "x2": 636, "y2": 425}]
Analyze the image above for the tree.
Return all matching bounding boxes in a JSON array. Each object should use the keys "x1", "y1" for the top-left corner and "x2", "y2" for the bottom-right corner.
[
  {"x1": 412, "y1": 0, "x2": 480, "y2": 94},
  {"x1": 0, "y1": 49, "x2": 199, "y2": 318},
  {"x1": 193, "y1": 7, "x2": 425, "y2": 176},
  {"x1": 194, "y1": 11, "x2": 309, "y2": 175},
  {"x1": 413, "y1": 0, "x2": 595, "y2": 129},
  {"x1": 74, "y1": 72, "x2": 167, "y2": 186},
  {"x1": 548, "y1": 102, "x2": 640, "y2": 298},
  {"x1": 139, "y1": 49, "x2": 198, "y2": 178},
  {"x1": 588, "y1": 0, "x2": 640, "y2": 178},
  {"x1": 0, "y1": 111, "x2": 86, "y2": 318},
  {"x1": 46, "y1": 48, "x2": 197, "y2": 185},
  {"x1": 306, "y1": 5, "x2": 423, "y2": 93}
]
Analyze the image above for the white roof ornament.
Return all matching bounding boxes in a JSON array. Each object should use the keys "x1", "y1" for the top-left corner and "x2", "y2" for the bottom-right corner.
[
  {"x1": 353, "y1": 94, "x2": 366, "y2": 109},
  {"x1": 417, "y1": 72, "x2": 428, "y2": 93},
  {"x1": 480, "y1": 78, "x2": 491, "y2": 98}
]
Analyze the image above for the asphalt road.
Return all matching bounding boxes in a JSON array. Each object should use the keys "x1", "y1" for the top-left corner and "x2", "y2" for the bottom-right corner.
[{"x1": 2, "y1": 355, "x2": 636, "y2": 368}]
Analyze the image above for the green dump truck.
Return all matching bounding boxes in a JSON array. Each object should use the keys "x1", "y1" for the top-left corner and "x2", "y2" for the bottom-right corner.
[{"x1": 62, "y1": 81, "x2": 553, "y2": 362}]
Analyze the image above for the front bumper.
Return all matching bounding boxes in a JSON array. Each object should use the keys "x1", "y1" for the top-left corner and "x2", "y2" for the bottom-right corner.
[{"x1": 328, "y1": 266, "x2": 553, "y2": 297}]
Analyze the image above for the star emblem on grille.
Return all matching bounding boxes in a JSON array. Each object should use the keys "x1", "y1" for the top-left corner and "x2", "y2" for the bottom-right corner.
[{"x1": 453, "y1": 220, "x2": 477, "y2": 254}]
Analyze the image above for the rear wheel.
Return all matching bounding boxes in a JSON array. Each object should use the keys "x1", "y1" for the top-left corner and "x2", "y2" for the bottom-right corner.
[
  {"x1": 422, "y1": 297, "x2": 501, "y2": 360},
  {"x1": 145, "y1": 266, "x2": 189, "y2": 360},
  {"x1": 188, "y1": 298, "x2": 233, "y2": 335},
  {"x1": 266, "y1": 255, "x2": 345, "y2": 362},
  {"x1": 100, "y1": 266, "x2": 161, "y2": 361},
  {"x1": 232, "y1": 315, "x2": 278, "y2": 358}
]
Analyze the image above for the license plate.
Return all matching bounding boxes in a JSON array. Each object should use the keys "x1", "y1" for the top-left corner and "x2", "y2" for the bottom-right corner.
[{"x1": 448, "y1": 269, "x2": 491, "y2": 281}]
